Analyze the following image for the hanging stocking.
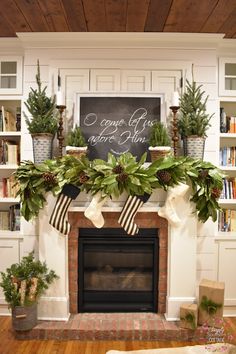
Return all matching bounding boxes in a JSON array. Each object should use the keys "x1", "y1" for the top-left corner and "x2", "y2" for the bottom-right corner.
[
  {"x1": 49, "y1": 183, "x2": 80, "y2": 235},
  {"x1": 118, "y1": 193, "x2": 150, "y2": 235},
  {"x1": 158, "y1": 183, "x2": 189, "y2": 227},
  {"x1": 84, "y1": 191, "x2": 108, "y2": 228}
]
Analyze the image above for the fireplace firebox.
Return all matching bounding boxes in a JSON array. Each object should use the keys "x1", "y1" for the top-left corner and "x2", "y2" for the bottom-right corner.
[{"x1": 78, "y1": 228, "x2": 159, "y2": 312}]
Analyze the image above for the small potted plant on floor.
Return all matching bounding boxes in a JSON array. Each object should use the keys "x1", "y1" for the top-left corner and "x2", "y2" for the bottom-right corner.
[
  {"x1": 0, "y1": 252, "x2": 58, "y2": 331},
  {"x1": 148, "y1": 121, "x2": 172, "y2": 161},
  {"x1": 178, "y1": 79, "x2": 213, "y2": 159},
  {"x1": 65, "y1": 125, "x2": 88, "y2": 158},
  {"x1": 24, "y1": 60, "x2": 58, "y2": 164}
]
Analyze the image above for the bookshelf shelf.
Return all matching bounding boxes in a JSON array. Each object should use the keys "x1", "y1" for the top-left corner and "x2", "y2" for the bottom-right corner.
[
  {"x1": 216, "y1": 232, "x2": 236, "y2": 240},
  {"x1": 219, "y1": 199, "x2": 236, "y2": 205},
  {"x1": 0, "y1": 230, "x2": 22, "y2": 238},
  {"x1": 0, "y1": 132, "x2": 21, "y2": 137}
]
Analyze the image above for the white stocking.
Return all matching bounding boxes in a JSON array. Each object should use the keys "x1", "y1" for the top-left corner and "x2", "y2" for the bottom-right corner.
[
  {"x1": 84, "y1": 192, "x2": 108, "y2": 228},
  {"x1": 158, "y1": 183, "x2": 189, "y2": 227}
]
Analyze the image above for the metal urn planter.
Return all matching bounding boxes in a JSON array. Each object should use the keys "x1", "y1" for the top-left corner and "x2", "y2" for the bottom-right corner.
[
  {"x1": 32, "y1": 133, "x2": 54, "y2": 164},
  {"x1": 186, "y1": 135, "x2": 205, "y2": 159},
  {"x1": 12, "y1": 303, "x2": 37, "y2": 331}
]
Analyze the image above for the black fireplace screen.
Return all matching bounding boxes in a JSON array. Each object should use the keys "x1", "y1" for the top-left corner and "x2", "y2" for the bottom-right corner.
[{"x1": 78, "y1": 228, "x2": 159, "y2": 312}]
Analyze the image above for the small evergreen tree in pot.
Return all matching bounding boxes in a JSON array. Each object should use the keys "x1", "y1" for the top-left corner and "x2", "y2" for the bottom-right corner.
[
  {"x1": 0, "y1": 252, "x2": 58, "y2": 331},
  {"x1": 24, "y1": 60, "x2": 58, "y2": 163},
  {"x1": 178, "y1": 79, "x2": 213, "y2": 159},
  {"x1": 148, "y1": 121, "x2": 172, "y2": 161},
  {"x1": 65, "y1": 125, "x2": 87, "y2": 158}
]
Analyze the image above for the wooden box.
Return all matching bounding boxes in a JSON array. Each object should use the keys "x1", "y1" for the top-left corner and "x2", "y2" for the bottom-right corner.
[
  {"x1": 198, "y1": 279, "x2": 225, "y2": 328},
  {"x1": 180, "y1": 303, "x2": 198, "y2": 330}
]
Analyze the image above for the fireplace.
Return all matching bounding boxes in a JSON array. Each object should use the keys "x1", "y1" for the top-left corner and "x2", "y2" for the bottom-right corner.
[
  {"x1": 68, "y1": 211, "x2": 168, "y2": 314},
  {"x1": 78, "y1": 228, "x2": 159, "y2": 312}
]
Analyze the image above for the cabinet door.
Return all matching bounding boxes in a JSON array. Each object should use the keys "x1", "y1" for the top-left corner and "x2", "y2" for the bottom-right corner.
[
  {"x1": 218, "y1": 241, "x2": 236, "y2": 308},
  {"x1": 90, "y1": 69, "x2": 120, "y2": 91},
  {"x1": 219, "y1": 58, "x2": 236, "y2": 96},
  {"x1": 152, "y1": 70, "x2": 182, "y2": 107},
  {"x1": 121, "y1": 70, "x2": 151, "y2": 91},
  {"x1": 0, "y1": 56, "x2": 23, "y2": 94},
  {"x1": 59, "y1": 69, "x2": 89, "y2": 131}
]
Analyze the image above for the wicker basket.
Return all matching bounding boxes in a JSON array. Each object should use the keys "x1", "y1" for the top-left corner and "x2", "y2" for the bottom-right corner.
[
  {"x1": 12, "y1": 303, "x2": 37, "y2": 331},
  {"x1": 66, "y1": 146, "x2": 88, "y2": 159},
  {"x1": 149, "y1": 147, "x2": 171, "y2": 162}
]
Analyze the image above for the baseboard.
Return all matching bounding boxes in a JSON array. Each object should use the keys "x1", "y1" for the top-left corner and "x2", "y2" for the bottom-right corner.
[
  {"x1": 38, "y1": 296, "x2": 70, "y2": 321},
  {"x1": 165, "y1": 296, "x2": 196, "y2": 321}
]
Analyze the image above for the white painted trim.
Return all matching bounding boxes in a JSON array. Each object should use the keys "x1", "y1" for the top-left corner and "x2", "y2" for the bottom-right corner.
[
  {"x1": 37, "y1": 316, "x2": 70, "y2": 321},
  {"x1": 165, "y1": 296, "x2": 196, "y2": 321},
  {"x1": 16, "y1": 32, "x2": 224, "y2": 49}
]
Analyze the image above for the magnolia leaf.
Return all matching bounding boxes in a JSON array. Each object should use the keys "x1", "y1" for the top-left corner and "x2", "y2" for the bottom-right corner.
[
  {"x1": 101, "y1": 175, "x2": 117, "y2": 185},
  {"x1": 129, "y1": 176, "x2": 141, "y2": 186}
]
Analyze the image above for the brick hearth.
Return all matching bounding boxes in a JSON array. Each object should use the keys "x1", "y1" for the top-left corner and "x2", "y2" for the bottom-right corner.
[
  {"x1": 68, "y1": 212, "x2": 168, "y2": 314},
  {"x1": 15, "y1": 313, "x2": 199, "y2": 341}
]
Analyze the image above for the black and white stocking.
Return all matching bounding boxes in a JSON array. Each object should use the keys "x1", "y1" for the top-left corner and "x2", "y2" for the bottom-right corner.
[
  {"x1": 49, "y1": 184, "x2": 80, "y2": 235},
  {"x1": 118, "y1": 193, "x2": 150, "y2": 235}
]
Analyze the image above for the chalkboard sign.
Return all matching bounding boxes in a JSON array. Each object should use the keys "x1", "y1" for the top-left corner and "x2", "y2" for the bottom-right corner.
[{"x1": 75, "y1": 94, "x2": 165, "y2": 161}]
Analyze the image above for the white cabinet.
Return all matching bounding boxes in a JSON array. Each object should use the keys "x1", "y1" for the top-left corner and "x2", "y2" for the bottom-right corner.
[
  {"x1": 0, "y1": 57, "x2": 23, "y2": 95},
  {"x1": 216, "y1": 240, "x2": 236, "y2": 315},
  {"x1": 219, "y1": 58, "x2": 236, "y2": 96}
]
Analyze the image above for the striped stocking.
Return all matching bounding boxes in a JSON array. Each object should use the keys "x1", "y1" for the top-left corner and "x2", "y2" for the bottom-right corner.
[
  {"x1": 118, "y1": 193, "x2": 150, "y2": 235},
  {"x1": 49, "y1": 184, "x2": 80, "y2": 235}
]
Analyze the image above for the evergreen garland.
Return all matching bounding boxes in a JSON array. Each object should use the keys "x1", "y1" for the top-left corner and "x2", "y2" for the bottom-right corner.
[
  {"x1": 180, "y1": 312, "x2": 197, "y2": 330},
  {"x1": 24, "y1": 60, "x2": 58, "y2": 135}
]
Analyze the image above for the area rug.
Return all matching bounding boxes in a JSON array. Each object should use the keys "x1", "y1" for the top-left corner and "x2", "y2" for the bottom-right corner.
[{"x1": 106, "y1": 343, "x2": 236, "y2": 354}]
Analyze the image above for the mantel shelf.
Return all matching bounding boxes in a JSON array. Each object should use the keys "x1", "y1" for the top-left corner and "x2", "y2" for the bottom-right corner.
[{"x1": 69, "y1": 201, "x2": 162, "y2": 213}]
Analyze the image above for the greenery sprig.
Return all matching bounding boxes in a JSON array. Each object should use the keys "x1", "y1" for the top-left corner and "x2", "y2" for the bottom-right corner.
[
  {"x1": 0, "y1": 252, "x2": 58, "y2": 309},
  {"x1": 200, "y1": 295, "x2": 222, "y2": 315},
  {"x1": 14, "y1": 152, "x2": 224, "y2": 223},
  {"x1": 180, "y1": 312, "x2": 197, "y2": 330}
]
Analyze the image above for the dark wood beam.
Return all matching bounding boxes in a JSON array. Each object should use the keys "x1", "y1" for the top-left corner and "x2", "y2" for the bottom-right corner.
[
  {"x1": 164, "y1": 0, "x2": 218, "y2": 32},
  {"x1": 38, "y1": 0, "x2": 69, "y2": 32},
  {"x1": 105, "y1": 0, "x2": 127, "y2": 32},
  {"x1": 61, "y1": 0, "x2": 87, "y2": 32},
  {"x1": 83, "y1": 0, "x2": 106, "y2": 31},
  {"x1": 145, "y1": 0, "x2": 172, "y2": 32},
  {"x1": 126, "y1": 0, "x2": 150, "y2": 32},
  {"x1": 0, "y1": 0, "x2": 31, "y2": 32},
  {"x1": 218, "y1": 7, "x2": 236, "y2": 38},
  {"x1": 14, "y1": 0, "x2": 50, "y2": 32}
]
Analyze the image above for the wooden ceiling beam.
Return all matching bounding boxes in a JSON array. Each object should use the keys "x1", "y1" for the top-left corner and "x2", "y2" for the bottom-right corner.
[
  {"x1": 83, "y1": 0, "x2": 106, "y2": 31},
  {"x1": 61, "y1": 0, "x2": 87, "y2": 32},
  {"x1": 126, "y1": 0, "x2": 150, "y2": 32},
  {"x1": 14, "y1": 0, "x2": 50, "y2": 32},
  {"x1": 0, "y1": 0, "x2": 31, "y2": 33},
  {"x1": 145, "y1": 0, "x2": 172, "y2": 32},
  {"x1": 164, "y1": 0, "x2": 218, "y2": 33},
  {"x1": 37, "y1": 0, "x2": 69, "y2": 32},
  {"x1": 105, "y1": 0, "x2": 127, "y2": 32}
]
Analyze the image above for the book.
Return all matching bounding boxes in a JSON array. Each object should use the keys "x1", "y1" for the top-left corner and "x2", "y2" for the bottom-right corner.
[
  {"x1": 2, "y1": 107, "x2": 16, "y2": 132},
  {"x1": 0, "y1": 211, "x2": 9, "y2": 230}
]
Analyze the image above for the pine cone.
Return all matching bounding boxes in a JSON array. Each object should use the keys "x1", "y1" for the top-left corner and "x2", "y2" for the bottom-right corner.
[
  {"x1": 42, "y1": 172, "x2": 57, "y2": 185},
  {"x1": 112, "y1": 164, "x2": 124, "y2": 174},
  {"x1": 156, "y1": 170, "x2": 172, "y2": 183},
  {"x1": 79, "y1": 171, "x2": 89, "y2": 184},
  {"x1": 199, "y1": 169, "x2": 209, "y2": 179},
  {"x1": 116, "y1": 172, "x2": 128, "y2": 182},
  {"x1": 211, "y1": 187, "x2": 221, "y2": 199}
]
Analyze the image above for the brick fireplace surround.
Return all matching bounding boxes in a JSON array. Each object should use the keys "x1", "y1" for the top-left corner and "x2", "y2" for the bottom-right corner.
[
  {"x1": 15, "y1": 211, "x2": 199, "y2": 341},
  {"x1": 68, "y1": 211, "x2": 168, "y2": 315}
]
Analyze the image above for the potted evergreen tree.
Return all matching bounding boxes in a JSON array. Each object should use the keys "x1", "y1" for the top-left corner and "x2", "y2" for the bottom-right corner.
[
  {"x1": 0, "y1": 252, "x2": 58, "y2": 331},
  {"x1": 178, "y1": 80, "x2": 213, "y2": 159},
  {"x1": 148, "y1": 121, "x2": 172, "y2": 161},
  {"x1": 24, "y1": 60, "x2": 58, "y2": 164},
  {"x1": 65, "y1": 125, "x2": 88, "y2": 158}
]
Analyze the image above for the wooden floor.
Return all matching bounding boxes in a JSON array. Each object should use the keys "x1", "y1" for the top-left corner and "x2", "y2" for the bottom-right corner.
[{"x1": 0, "y1": 316, "x2": 236, "y2": 354}]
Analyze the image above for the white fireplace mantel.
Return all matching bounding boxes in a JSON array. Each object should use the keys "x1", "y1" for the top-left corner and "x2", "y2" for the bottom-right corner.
[{"x1": 37, "y1": 188, "x2": 197, "y2": 321}]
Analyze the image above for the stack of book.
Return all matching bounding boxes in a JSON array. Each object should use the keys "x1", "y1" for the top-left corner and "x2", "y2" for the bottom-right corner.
[
  {"x1": 218, "y1": 209, "x2": 236, "y2": 232},
  {"x1": 0, "y1": 176, "x2": 19, "y2": 198},
  {"x1": 0, "y1": 204, "x2": 20, "y2": 231},
  {"x1": 0, "y1": 106, "x2": 21, "y2": 132},
  {"x1": 0, "y1": 140, "x2": 19, "y2": 165}
]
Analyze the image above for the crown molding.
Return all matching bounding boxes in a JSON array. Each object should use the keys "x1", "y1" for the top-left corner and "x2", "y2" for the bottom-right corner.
[{"x1": 16, "y1": 32, "x2": 225, "y2": 50}]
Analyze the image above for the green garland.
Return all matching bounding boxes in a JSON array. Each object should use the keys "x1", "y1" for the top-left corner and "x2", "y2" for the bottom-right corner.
[
  {"x1": 14, "y1": 152, "x2": 224, "y2": 223},
  {"x1": 180, "y1": 312, "x2": 197, "y2": 330}
]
